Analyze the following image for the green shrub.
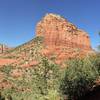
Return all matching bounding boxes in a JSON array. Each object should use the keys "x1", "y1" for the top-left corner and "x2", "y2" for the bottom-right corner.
[
  {"x1": 30, "y1": 57, "x2": 61, "y2": 99},
  {"x1": 89, "y1": 54, "x2": 100, "y2": 74},
  {"x1": 0, "y1": 92, "x2": 5, "y2": 100},
  {"x1": 60, "y1": 57, "x2": 99, "y2": 100},
  {"x1": 0, "y1": 65, "x2": 13, "y2": 75},
  {"x1": 33, "y1": 36, "x2": 44, "y2": 44}
]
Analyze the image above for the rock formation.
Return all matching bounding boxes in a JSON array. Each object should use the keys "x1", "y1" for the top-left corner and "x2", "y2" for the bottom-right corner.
[
  {"x1": 36, "y1": 13, "x2": 91, "y2": 50},
  {"x1": 36, "y1": 13, "x2": 93, "y2": 64}
]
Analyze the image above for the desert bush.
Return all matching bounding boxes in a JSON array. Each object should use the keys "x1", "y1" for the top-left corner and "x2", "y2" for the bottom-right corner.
[
  {"x1": 33, "y1": 36, "x2": 44, "y2": 44},
  {"x1": 60, "y1": 57, "x2": 99, "y2": 100},
  {"x1": 0, "y1": 65, "x2": 13, "y2": 75},
  {"x1": 89, "y1": 54, "x2": 100, "y2": 74},
  {"x1": 0, "y1": 92, "x2": 5, "y2": 100},
  {"x1": 30, "y1": 57, "x2": 61, "y2": 99}
]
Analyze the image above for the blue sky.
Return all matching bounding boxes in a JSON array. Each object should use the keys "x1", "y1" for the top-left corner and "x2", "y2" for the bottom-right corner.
[{"x1": 0, "y1": 0, "x2": 100, "y2": 49}]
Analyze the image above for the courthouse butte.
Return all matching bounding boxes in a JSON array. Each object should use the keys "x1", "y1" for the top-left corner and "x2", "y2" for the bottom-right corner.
[
  {"x1": 36, "y1": 13, "x2": 93, "y2": 64},
  {"x1": 0, "y1": 13, "x2": 93, "y2": 66}
]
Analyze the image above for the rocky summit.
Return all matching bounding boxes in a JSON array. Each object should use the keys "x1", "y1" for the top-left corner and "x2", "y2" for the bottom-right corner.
[{"x1": 36, "y1": 13, "x2": 93, "y2": 64}]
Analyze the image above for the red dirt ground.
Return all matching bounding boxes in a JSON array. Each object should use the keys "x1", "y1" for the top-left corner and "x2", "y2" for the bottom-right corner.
[{"x1": 0, "y1": 59, "x2": 16, "y2": 66}]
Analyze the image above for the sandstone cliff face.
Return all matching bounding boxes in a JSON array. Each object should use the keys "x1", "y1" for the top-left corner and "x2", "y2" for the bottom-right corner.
[
  {"x1": 36, "y1": 13, "x2": 91, "y2": 50},
  {"x1": 36, "y1": 13, "x2": 93, "y2": 64}
]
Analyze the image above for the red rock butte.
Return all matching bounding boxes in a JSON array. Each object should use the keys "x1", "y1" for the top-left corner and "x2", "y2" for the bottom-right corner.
[
  {"x1": 36, "y1": 13, "x2": 91, "y2": 50},
  {"x1": 36, "y1": 13, "x2": 93, "y2": 63}
]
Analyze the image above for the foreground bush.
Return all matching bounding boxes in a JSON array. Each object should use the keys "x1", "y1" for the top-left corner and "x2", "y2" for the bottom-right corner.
[
  {"x1": 89, "y1": 54, "x2": 100, "y2": 75},
  {"x1": 60, "y1": 57, "x2": 99, "y2": 100}
]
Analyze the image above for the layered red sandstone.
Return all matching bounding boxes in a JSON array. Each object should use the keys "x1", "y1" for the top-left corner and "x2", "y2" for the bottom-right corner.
[
  {"x1": 36, "y1": 13, "x2": 93, "y2": 63},
  {"x1": 36, "y1": 13, "x2": 91, "y2": 50}
]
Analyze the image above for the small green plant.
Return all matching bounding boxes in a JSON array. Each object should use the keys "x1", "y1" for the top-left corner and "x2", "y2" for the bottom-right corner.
[
  {"x1": 33, "y1": 36, "x2": 44, "y2": 44},
  {"x1": 0, "y1": 65, "x2": 13, "y2": 75}
]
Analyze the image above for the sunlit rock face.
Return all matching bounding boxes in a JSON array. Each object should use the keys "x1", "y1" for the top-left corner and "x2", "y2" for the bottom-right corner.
[
  {"x1": 36, "y1": 13, "x2": 93, "y2": 64},
  {"x1": 36, "y1": 13, "x2": 91, "y2": 50}
]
